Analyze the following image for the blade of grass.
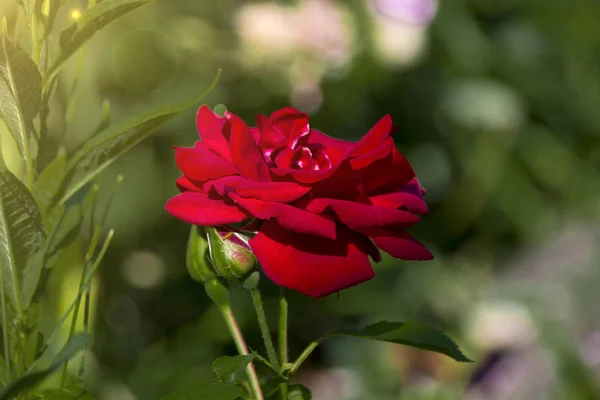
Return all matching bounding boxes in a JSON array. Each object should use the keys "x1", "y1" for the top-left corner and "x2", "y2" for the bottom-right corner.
[
  {"x1": 58, "y1": 225, "x2": 102, "y2": 388},
  {"x1": 28, "y1": 229, "x2": 114, "y2": 375}
]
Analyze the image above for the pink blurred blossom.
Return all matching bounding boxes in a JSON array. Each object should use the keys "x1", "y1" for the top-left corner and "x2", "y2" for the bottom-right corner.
[{"x1": 371, "y1": 0, "x2": 438, "y2": 25}]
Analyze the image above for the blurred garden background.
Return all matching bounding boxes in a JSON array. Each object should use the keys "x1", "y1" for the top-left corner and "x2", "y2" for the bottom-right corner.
[{"x1": 3, "y1": 0, "x2": 600, "y2": 399}]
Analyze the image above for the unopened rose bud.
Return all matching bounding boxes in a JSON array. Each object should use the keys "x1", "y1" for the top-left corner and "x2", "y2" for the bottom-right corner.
[
  {"x1": 207, "y1": 227, "x2": 256, "y2": 279},
  {"x1": 186, "y1": 226, "x2": 216, "y2": 283}
]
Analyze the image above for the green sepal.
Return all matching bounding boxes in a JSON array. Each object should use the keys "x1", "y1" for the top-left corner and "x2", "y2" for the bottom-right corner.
[
  {"x1": 204, "y1": 278, "x2": 230, "y2": 309},
  {"x1": 186, "y1": 226, "x2": 215, "y2": 283}
]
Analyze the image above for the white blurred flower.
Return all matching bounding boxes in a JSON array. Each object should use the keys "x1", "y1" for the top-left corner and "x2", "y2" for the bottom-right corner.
[
  {"x1": 235, "y1": 2, "x2": 296, "y2": 63},
  {"x1": 372, "y1": 17, "x2": 428, "y2": 66},
  {"x1": 235, "y1": 0, "x2": 354, "y2": 70},
  {"x1": 469, "y1": 301, "x2": 536, "y2": 350},
  {"x1": 292, "y1": 0, "x2": 355, "y2": 68}
]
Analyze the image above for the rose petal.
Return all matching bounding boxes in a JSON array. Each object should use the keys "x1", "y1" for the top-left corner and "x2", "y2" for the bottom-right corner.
[
  {"x1": 369, "y1": 178, "x2": 428, "y2": 215},
  {"x1": 175, "y1": 145, "x2": 239, "y2": 181},
  {"x1": 350, "y1": 137, "x2": 395, "y2": 170},
  {"x1": 204, "y1": 176, "x2": 311, "y2": 202},
  {"x1": 228, "y1": 114, "x2": 271, "y2": 181},
  {"x1": 270, "y1": 166, "x2": 339, "y2": 183},
  {"x1": 360, "y1": 228, "x2": 433, "y2": 260},
  {"x1": 360, "y1": 146, "x2": 415, "y2": 194},
  {"x1": 257, "y1": 114, "x2": 287, "y2": 157},
  {"x1": 229, "y1": 194, "x2": 336, "y2": 239},
  {"x1": 306, "y1": 198, "x2": 420, "y2": 229},
  {"x1": 274, "y1": 148, "x2": 295, "y2": 169},
  {"x1": 166, "y1": 192, "x2": 250, "y2": 225},
  {"x1": 196, "y1": 105, "x2": 231, "y2": 161},
  {"x1": 306, "y1": 129, "x2": 354, "y2": 165},
  {"x1": 313, "y1": 150, "x2": 332, "y2": 170},
  {"x1": 270, "y1": 108, "x2": 310, "y2": 147},
  {"x1": 350, "y1": 114, "x2": 394, "y2": 157},
  {"x1": 175, "y1": 175, "x2": 203, "y2": 192},
  {"x1": 249, "y1": 127, "x2": 261, "y2": 145},
  {"x1": 270, "y1": 107, "x2": 309, "y2": 124},
  {"x1": 250, "y1": 220, "x2": 376, "y2": 298},
  {"x1": 292, "y1": 147, "x2": 313, "y2": 169},
  {"x1": 306, "y1": 161, "x2": 361, "y2": 200}
]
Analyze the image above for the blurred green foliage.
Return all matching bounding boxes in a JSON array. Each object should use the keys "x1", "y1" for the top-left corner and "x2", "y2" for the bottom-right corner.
[{"x1": 3, "y1": 0, "x2": 600, "y2": 398}]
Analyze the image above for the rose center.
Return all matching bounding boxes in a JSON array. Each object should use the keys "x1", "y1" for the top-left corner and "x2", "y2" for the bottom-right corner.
[{"x1": 267, "y1": 145, "x2": 332, "y2": 171}]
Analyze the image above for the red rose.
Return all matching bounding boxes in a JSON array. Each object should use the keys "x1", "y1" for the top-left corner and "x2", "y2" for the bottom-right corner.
[{"x1": 166, "y1": 106, "x2": 433, "y2": 298}]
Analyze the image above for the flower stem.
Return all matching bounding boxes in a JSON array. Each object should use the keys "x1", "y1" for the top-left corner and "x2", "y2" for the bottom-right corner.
[
  {"x1": 278, "y1": 288, "x2": 288, "y2": 366},
  {"x1": 249, "y1": 288, "x2": 280, "y2": 372},
  {"x1": 278, "y1": 288, "x2": 289, "y2": 398},
  {"x1": 219, "y1": 305, "x2": 264, "y2": 400}
]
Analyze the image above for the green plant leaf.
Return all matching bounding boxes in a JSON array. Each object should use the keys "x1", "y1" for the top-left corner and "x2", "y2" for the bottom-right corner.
[
  {"x1": 24, "y1": 330, "x2": 44, "y2": 367},
  {"x1": 0, "y1": 335, "x2": 88, "y2": 400},
  {"x1": 0, "y1": 352, "x2": 6, "y2": 387},
  {"x1": 38, "y1": 389, "x2": 98, "y2": 400},
  {"x1": 60, "y1": 69, "x2": 221, "y2": 204},
  {"x1": 290, "y1": 321, "x2": 471, "y2": 376},
  {"x1": 41, "y1": 181, "x2": 90, "y2": 272},
  {"x1": 339, "y1": 321, "x2": 471, "y2": 361},
  {"x1": 34, "y1": 147, "x2": 67, "y2": 216},
  {"x1": 0, "y1": 157, "x2": 45, "y2": 313},
  {"x1": 249, "y1": 350, "x2": 284, "y2": 378},
  {"x1": 159, "y1": 382, "x2": 246, "y2": 400},
  {"x1": 0, "y1": 30, "x2": 42, "y2": 160},
  {"x1": 211, "y1": 355, "x2": 254, "y2": 385},
  {"x1": 43, "y1": 0, "x2": 150, "y2": 88}
]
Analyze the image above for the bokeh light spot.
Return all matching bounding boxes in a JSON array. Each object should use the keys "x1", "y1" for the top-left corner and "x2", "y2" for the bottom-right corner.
[
  {"x1": 105, "y1": 295, "x2": 142, "y2": 335},
  {"x1": 70, "y1": 9, "x2": 81, "y2": 20},
  {"x1": 213, "y1": 104, "x2": 228, "y2": 116},
  {"x1": 122, "y1": 250, "x2": 167, "y2": 290}
]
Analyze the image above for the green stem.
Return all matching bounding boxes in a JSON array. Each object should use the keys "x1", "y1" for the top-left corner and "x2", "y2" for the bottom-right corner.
[
  {"x1": 31, "y1": 11, "x2": 40, "y2": 65},
  {"x1": 77, "y1": 286, "x2": 91, "y2": 384},
  {"x1": 288, "y1": 338, "x2": 325, "y2": 377},
  {"x1": 249, "y1": 288, "x2": 279, "y2": 371},
  {"x1": 219, "y1": 306, "x2": 264, "y2": 400},
  {"x1": 278, "y1": 288, "x2": 289, "y2": 399},
  {"x1": 278, "y1": 288, "x2": 288, "y2": 366}
]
